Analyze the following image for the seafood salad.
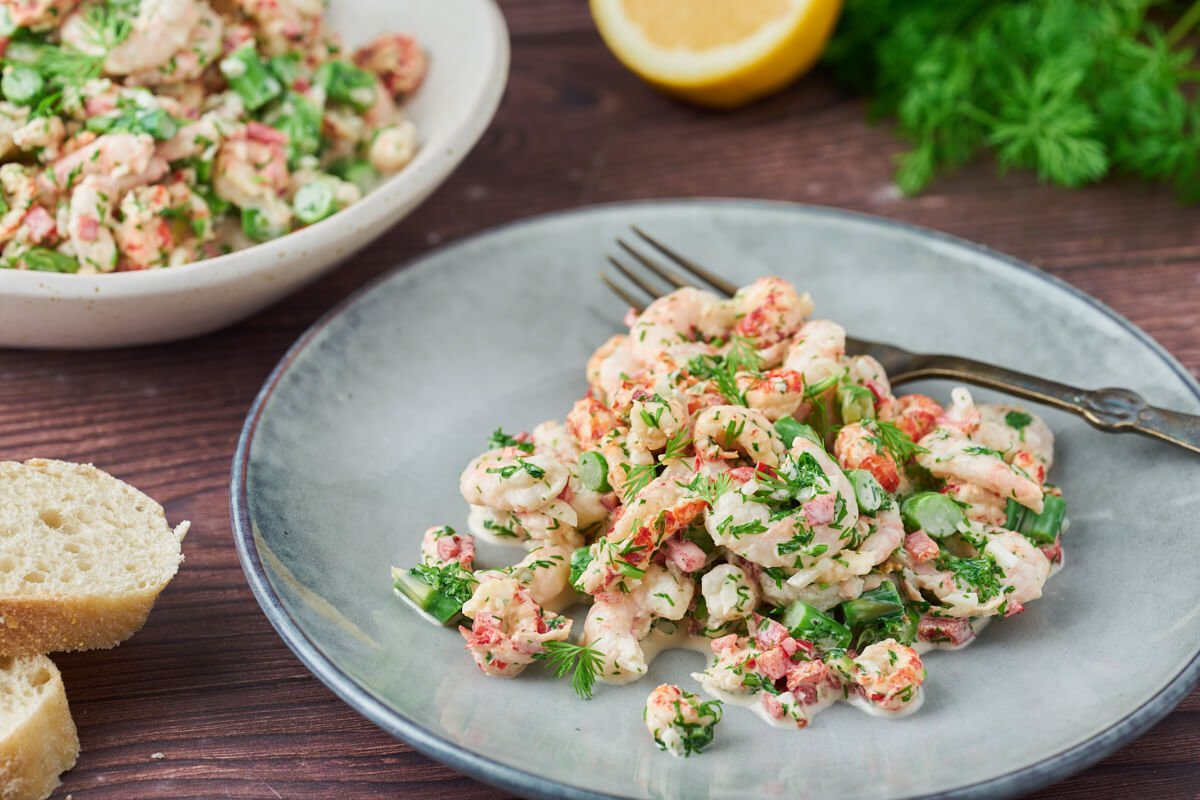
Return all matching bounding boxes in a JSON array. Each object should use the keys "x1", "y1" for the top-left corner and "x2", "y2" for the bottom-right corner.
[
  {"x1": 392, "y1": 276, "x2": 1067, "y2": 757},
  {"x1": 0, "y1": 0, "x2": 425, "y2": 273}
]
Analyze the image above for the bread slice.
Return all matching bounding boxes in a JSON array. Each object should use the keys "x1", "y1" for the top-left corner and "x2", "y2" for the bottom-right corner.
[
  {"x1": 0, "y1": 654, "x2": 79, "y2": 800},
  {"x1": 0, "y1": 459, "x2": 188, "y2": 656}
]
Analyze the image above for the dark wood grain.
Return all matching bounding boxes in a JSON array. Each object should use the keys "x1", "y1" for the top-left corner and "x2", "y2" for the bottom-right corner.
[{"x1": 1, "y1": 1, "x2": 1197, "y2": 797}]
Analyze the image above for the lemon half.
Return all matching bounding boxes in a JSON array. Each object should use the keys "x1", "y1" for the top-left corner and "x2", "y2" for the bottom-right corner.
[{"x1": 590, "y1": 0, "x2": 843, "y2": 109}]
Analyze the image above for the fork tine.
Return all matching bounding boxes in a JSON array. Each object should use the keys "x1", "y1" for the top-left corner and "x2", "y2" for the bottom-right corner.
[
  {"x1": 601, "y1": 273, "x2": 644, "y2": 314},
  {"x1": 607, "y1": 255, "x2": 669, "y2": 301},
  {"x1": 616, "y1": 238, "x2": 689, "y2": 290},
  {"x1": 632, "y1": 225, "x2": 737, "y2": 297}
]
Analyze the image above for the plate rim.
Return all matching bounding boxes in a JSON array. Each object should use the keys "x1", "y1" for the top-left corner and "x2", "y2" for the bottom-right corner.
[{"x1": 229, "y1": 198, "x2": 1200, "y2": 800}]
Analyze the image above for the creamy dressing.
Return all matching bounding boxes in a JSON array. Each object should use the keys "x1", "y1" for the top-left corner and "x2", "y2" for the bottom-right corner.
[{"x1": 595, "y1": 624, "x2": 713, "y2": 686}]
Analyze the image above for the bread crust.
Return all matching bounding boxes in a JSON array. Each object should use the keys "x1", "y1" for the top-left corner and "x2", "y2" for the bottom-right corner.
[
  {"x1": 0, "y1": 591, "x2": 162, "y2": 657},
  {"x1": 0, "y1": 656, "x2": 80, "y2": 800}
]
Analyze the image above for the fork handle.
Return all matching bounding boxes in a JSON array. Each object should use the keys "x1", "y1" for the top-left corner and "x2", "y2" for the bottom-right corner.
[{"x1": 898, "y1": 354, "x2": 1200, "y2": 455}]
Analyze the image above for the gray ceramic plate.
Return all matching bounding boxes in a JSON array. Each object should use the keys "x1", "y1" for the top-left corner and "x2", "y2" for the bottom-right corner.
[{"x1": 231, "y1": 200, "x2": 1200, "y2": 800}]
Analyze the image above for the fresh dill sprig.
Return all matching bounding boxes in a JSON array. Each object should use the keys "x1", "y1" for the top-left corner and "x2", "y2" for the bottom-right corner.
[
  {"x1": 824, "y1": 0, "x2": 1200, "y2": 201},
  {"x1": 677, "y1": 470, "x2": 733, "y2": 507},
  {"x1": 866, "y1": 419, "x2": 928, "y2": 463},
  {"x1": 659, "y1": 427, "x2": 692, "y2": 463},
  {"x1": 686, "y1": 334, "x2": 764, "y2": 406},
  {"x1": 620, "y1": 461, "x2": 659, "y2": 503},
  {"x1": 535, "y1": 640, "x2": 603, "y2": 700}
]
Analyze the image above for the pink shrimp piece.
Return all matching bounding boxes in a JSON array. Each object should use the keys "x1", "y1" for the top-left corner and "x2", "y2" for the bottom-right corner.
[
  {"x1": 5, "y1": 0, "x2": 79, "y2": 28},
  {"x1": 47, "y1": 133, "x2": 167, "y2": 196},
  {"x1": 904, "y1": 530, "x2": 940, "y2": 563},
  {"x1": 853, "y1": 640, "x2": 925, "y2": 712},
  {"x1": 353, "y1": 33, "x2": 427, "y2": 97},
  {"x1": 731, "y1": 277, "x2": 812, "y2": 364},
  {"x1": 664, "y1": 536, "x2": 707, "y2": 573},
  {"x1": 565, "y1": 397, "x2": 624, "y2": 449},
  {"x1": 742, "y1": 368, "x2": 806, "y2": 421},
  {"x1": 917, "y1": 617, "x2": 974, "y2": 647},
  {"x1": 878, "y1": 393, "x2": 944, "y2": 443},
  {"x1": 834, "y1": 422, "x2": 900, "y2": 493},
  {"x1": 420, "y1": 525, "x2": 475, "y2": 569},
  {"x1": 459, "y1": 577, "x2": 571, "y2": 678}
]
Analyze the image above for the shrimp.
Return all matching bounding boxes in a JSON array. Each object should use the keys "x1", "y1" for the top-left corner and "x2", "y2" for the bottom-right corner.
[
  {"x1": 918, "y1": 426, "x2": 1044, "y2": 513},
  {"x1": 0, "y1": 102, "x2": 29, "y2": 159},
  {"x1": 695, "y1": 618, "x2": 840, "y2": 728},
  {"x1": 62, "y1": 0, "x2": 201, "y2": 76},
  {"x1": 985, "y1": 529, "x2": 1052, "y2": 609},
  {"x1": 234, "y1": 0, "x2": 325, "y2": 55},
  {"x1": 458, "y1": 577, "x2": 571, "y2": 678},
  {"x1": 12, "y1": 114, "x2": 66, "y2": 157},
  {"x1": 586, "y1": 334, "x2": 642, "y2": 403},
  {"x1": 843, "y1": 354, "x2": 891, "y2": 406},
  {"x1": 367, "y1": 120, "x2": 418, "y2": 173},
  {"x1": 628, "y1": 394, "x2": 687, "y2": 460},
  {"x1": 741, "y1": 369, "x2": 806, "y2": 422},
  {"x1": 976, "y1": 403, "x2": 1055, "y2": 469},
  {"x1": 212, "y1": 123, "x2": 292, "y2": 230},
  {"x1": 467, "y1": 505, "x2": 581, "y2": 549},
  {"x1": 577, "y1": 475, "x2": 707, "y2": 595},
  {"x1": 565, "y1": 396, "x2": 625, "y2": 450},
  {"x1": 852, "y1": 640, "x2": 925, "y2": 712},
  {"x1": 705, "y1": 439, "x2": 859, "y2": 570},
  {"x1": 476, "y1": 544, "x2": 574, "y2": 606},
  {"x1": 936, "y1": 386, "x2": 981, "y2": 434},
  {"x1": 729, "y1": 277, "x2": 813, "y2": 365},
  {"x1": 66, "y1": 177, "x2": 118, "y2": 273},
  {"x1": 629, "y1": 286, "x2": 728, "y2": 364},
  {"x1": 693, "y1": 405, "x2": 784, "y2": 468},
  {"x1": 420, "y1": 525, "x2": 475, "y2": 569},
  {"x1": 459, "y1": 447, "x2": 571, "y2": 513},
  {"x1": 156, "y1": 117, "x2": 224, "y2": 162},
  {"x1": 353, "y1": 33, "x2": 427, "y2": 97},
  {"x1": 3, "y1": 0, "x2": 80, "y2": 29},
  {"x1": 0, "y1": 164, "x2": 38, "y2": 244},
  {"x1": 878, "y1": 393, "x2": 943, "y2": 442},
  {"x1": 582, "y1": 562, "x2": 692, "y2": 682},
  {"x1": 644, "y1": 685, "x2": 721, "y2": 758},
  {"x1": 777, "y1": 507, "x2": 901, "y2": 594},
  {"x1": 852, "y1": 505, "x2": 905, "y2": 565},
  {"x1": 899, "y1": 526, "x2": 1050, "y2": 618},
  {"x1": 46, "y1": 132, "x2": 167, "y2": 196},
  {"x1": 943, "y1": 480, "x2": 1009, "y2": 526},
  {"x1": 834, "y1": 421, "x2": 901, "y2": 493},
  {"x1": 531, "y1": 419, "x2": 581, "y2": 461},
  {"x1": 113, "y1": 181, "x2": 214, "y2": 269},
  {"x1": 783, "y1": 319, "x2": 845, "y2": 386},
  {"x1": 700, "y1": 564, "x2": 759, "y2": 624},
  {"x1": 128, "y1": 2, "x2": 222, "y2": 85}
]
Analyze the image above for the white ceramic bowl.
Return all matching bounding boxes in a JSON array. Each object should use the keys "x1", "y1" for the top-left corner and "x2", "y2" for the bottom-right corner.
[{"x1": 0, "y1": 0, "x2": 509, "y2": 349}]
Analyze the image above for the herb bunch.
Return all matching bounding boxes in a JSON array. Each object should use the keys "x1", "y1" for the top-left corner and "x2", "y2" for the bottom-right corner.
[{"x1": 823, "y1": 0, "x2": 1200, "y2": 199}]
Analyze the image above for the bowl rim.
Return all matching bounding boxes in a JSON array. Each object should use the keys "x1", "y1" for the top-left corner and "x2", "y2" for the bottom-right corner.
[
  {"x1": 230, "y1": 198, "x2": 1200, "y2": 800},
  {"x1": 0, "y1": 0, "x2": 510, "y2": 300}
]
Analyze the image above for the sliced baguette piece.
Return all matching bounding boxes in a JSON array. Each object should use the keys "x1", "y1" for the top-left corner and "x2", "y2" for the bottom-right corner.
[
  {"x1": 0, "y1": 654, "x2": 79, "y2": 800},
  {"x1": 0, "y1": 459, "x2": 188, "y2": 656}
]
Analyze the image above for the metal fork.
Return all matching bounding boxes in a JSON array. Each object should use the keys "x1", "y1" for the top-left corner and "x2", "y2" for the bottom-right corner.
[{"x1": 602, "y1": 227, "x2": 1200, "y2": 456}]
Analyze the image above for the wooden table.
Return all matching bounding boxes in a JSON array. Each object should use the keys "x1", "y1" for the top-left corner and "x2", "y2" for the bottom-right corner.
[{"x1": 3, "y1": 2, "x2": 1198, "y2": 797}]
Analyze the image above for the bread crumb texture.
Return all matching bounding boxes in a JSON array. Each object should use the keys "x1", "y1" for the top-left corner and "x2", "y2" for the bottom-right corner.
[
  {"x1": 0, "y1": 654, "x2": 79, "y2": 800},
  {"x1": 0, "y1": 460, "x2": 187, "y2": 656}
]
